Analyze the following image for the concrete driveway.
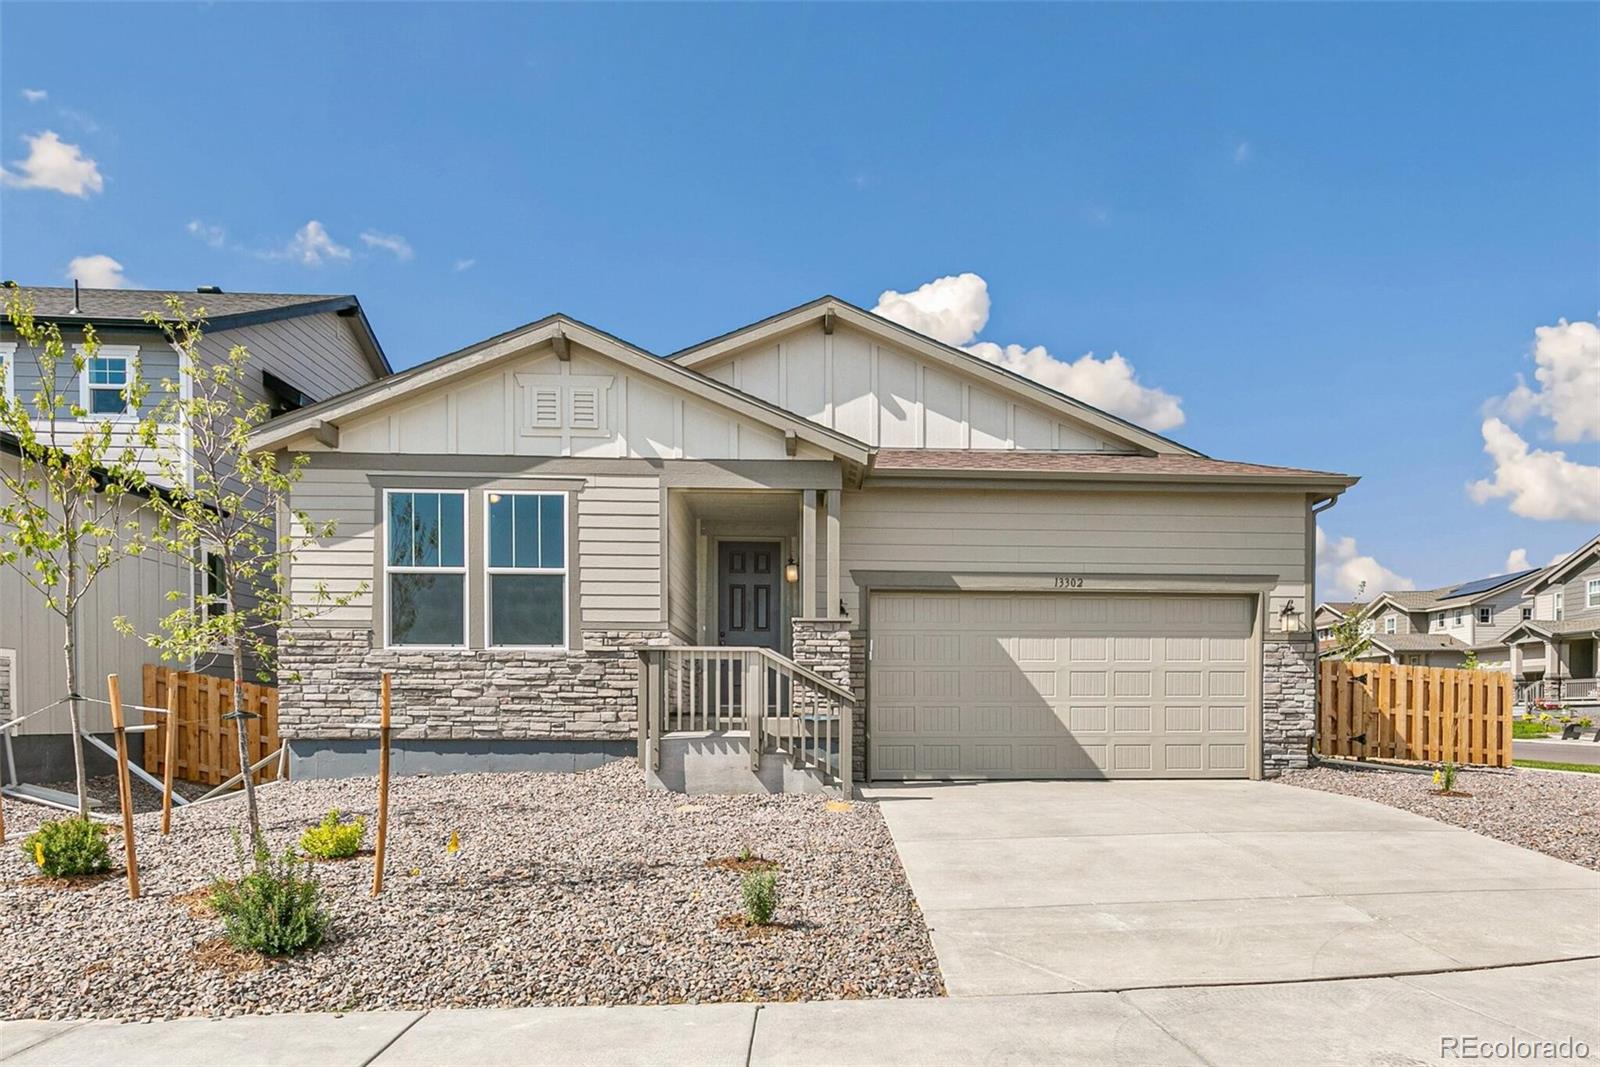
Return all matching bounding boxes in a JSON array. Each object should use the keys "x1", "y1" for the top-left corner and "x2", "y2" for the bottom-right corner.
[{"x1": 863, "y1": 778, "x2": 1600, "y2": 997}]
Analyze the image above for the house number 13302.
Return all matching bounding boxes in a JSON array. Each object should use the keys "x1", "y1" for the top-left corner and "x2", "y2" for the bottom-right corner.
[{"x1": 1054, "y1": 576, "x2": 1085, "y2": 589}]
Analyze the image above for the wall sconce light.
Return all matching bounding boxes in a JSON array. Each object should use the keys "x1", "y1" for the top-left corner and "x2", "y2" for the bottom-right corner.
[
  {"x1": 487, "y1": 492, "x2": 502, "y2": 504},
  {"x1": 1279, "y1": 599, "x2": 1302, "y2": 633},
  {"x1": 785, "y1": 558, "x2": 799, "y2": 584}
]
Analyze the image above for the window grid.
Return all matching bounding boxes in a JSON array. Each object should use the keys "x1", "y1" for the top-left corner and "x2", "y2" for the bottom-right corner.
[
  {"x1": 1477, "y1": 606, "x2": 1492, "y2": 624},
  {"x1": 1588, "y1": 579, "x2": 1600, "y2": 609},
  {"x1": 78, "y1": 346, "x2": 137, "y2": 416},
  {"x1": 484, "y1": 491, "x2": 567, "y2": 649},
  {"x1": 383, "y1": 489, "x2": 468, "y2": 648}
]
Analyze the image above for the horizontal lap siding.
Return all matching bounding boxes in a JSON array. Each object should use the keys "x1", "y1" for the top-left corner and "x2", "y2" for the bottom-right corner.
[
  {"x1": 578, "y1": 476, "x2": 661, "y2": 626},
  {"x1": 289, "y1": 466, "x2": 378, "y2": 624},
  {"x1": 841, "y1": 488, "x2": 1309, "y2": 617}
]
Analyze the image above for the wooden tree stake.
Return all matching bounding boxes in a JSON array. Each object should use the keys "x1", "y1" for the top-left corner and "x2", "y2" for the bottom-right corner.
[
  {"x1": 371, "y1": 673, "x2": 392, "y2": 897},
  {"x1": 161, "y1": 685, "x2": 178, "y2": 835},
  {"x1": 107, "y1": 674, "x2": 141, "y2": 899}
]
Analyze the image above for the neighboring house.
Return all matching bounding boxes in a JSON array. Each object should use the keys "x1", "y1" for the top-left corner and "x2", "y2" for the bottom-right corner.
[
  {"x1": 1313, "y1": 601, "x2": 1357, "y2": 650},
  {"x1": 1499, "y1": 533, "x2": 1600, "y2": 707},
  {"x1": 0, "y1": 285, "x2": 389, "y2": 780},
  {"x1": 251, "y1": 295, "x2": 1357, "y2": 786},
  {"x1": 1314, "y1": 568, "x2": 1540, "y2": 669}
]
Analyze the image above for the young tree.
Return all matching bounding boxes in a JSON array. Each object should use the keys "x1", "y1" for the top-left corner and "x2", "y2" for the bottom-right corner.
[
  {"x1": 1328, "y1": 582, "x2": 1376, "y2": 662},
  {"x1": 0, "y1": 294, "x2": 156, "y2": 816},
  {"x1": 117, "y1": 297, "x2": 359, "y2": 838}
]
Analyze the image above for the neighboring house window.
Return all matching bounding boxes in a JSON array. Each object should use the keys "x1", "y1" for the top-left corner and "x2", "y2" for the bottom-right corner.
[
  {"x1": 1477, "y1": 606, "x2": 1492, "y2": 624},
  {"x1": 486, "y1": 491, "x2": 567, "y2": 647},
  {"x1": 0, "y1": 342, "x2": 15, "y2": 402},
  {"x1": 1554, "y1": 591, "x2": 1564, "y2": 620},
  {"x1": 1453, "y1": 609, "x2": 1464, "y2": 625},
  {"x1": 1522, "y1": 606, "x2": 1533, "y2": 620},
  {"x1": 262, "y1": 370, "x2": 314, "y2": 417},
  {"x1": 79, "y1": 345, "x2": 138, "y2": 416},
  {"x1": 385, "y1": 490, "x2": 466, "y2": 647},
  {"x1": 1383, "y1": 614, "x2": 1397, "y2": 634},
  {"x1": 1588, "y1": 578, "x2": 1600, "y2": 609},
  {"x1": 201, "y1": 549, "x2": 228, "y2": 621}
]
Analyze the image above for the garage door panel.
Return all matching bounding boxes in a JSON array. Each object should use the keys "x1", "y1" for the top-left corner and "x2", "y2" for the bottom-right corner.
[{"x1": 869, "y1": 592, "x2": 1254, "y2": 780}]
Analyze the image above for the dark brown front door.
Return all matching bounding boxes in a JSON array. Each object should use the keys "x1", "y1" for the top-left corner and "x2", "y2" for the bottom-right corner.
[{"x1": 718, "y1": 540, "x2": 781, "y2": 650}]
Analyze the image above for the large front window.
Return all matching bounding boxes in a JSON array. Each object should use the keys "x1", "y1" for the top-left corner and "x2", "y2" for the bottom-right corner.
[
  {"x1": 385, "y1": 490, "x2": 466, "y2": 646},
  {"x1": 486, "y1": 491, "x2": 566, "y2": 647}
]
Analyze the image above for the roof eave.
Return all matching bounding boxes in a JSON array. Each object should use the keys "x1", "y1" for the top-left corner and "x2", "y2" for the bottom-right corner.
[{"x1": 865, "y1": 466, "x2": 1359, "y2": 492}]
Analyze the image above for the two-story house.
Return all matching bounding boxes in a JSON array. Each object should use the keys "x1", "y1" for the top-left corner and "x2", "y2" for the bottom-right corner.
[
  {"x1": 1314, "y1": 567, "x2": 1540, "y2": 668},
  {"x1": 1499, "y1": 533, "x2": 1600, "y2": 706},
  {"x1": 0, "y1": 284, "x2": 389, "y2": 782}
]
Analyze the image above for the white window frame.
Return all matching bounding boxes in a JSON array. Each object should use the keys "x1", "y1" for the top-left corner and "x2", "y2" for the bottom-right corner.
[
  {"x1": 483, "y1": 490, "x2": 568, "y2": 650},
  {"x1": 382, "y1": 488, "x2": 468, "y2": 650},
  {"x1": 1453, "y1": 608, "x2": 1465, "y2": 625},
  {"x1": 1522, "y1": 606, "x2": 1533, "y2": 620},
  {"x1": 200, "y1": 545, "x2": 228, "y2": 623},
  {"x1": 1554, "y1": 590, "x2": 1564, "y2": 621},
  {"x1": 0, "y1": 342, "x2": 16, "y2": 403},
  {"x1": 1477, "y1": 606, "x2": 1493, "y2": 625},
  {"x1": 1588, "y1": 578, "x2": 1600, "y2": 609},
  {"x1": 76, "y1": 344, "x2": 140, "y2": 419},
  {"x1": 1383, "y1": 614, "x2": 1397, "y2": 634}
]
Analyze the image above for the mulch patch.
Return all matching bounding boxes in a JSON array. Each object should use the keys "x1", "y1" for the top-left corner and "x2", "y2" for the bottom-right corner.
[
  {"x1": 1432, "y1": 790, "x2": 1475, "y2": 798},
  {"x1": 706, "y1": 855, "x2": 779, "y2": 873},
  {"x1": 716, "y1": 913, "x2": 800, "y2": 938},
  {"x1": 191, "y1": 937, "x2": 272, "y2": 976},
  {"x1": 14, "y1": 868, "x2": 124, "y2": 891},
  {"x1": 172, "y1": 886, "x2": 217, "y2": 918}
]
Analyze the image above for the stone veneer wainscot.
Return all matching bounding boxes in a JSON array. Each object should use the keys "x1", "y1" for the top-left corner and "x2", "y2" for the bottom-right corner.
[{"x1": 1261, "y1": 633, "x2": 1317, "y2": 777}]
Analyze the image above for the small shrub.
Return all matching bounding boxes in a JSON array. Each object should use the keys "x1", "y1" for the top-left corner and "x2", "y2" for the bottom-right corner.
[
  {"x1": 741, "y1": 869, "x2": 779, "y2": 926},
  {"x1": 299, "y1": 810, "x2": 366, "y2": 860},
  {"x1": 210, "y1": 836, "x2": 329, "y2": 956},
  {"x1": 1433, "y1": 761, "x2": 1460, "y2": 793},
  {"x1": 20, "y1": 818, "x2": 111, "y2": 877}
]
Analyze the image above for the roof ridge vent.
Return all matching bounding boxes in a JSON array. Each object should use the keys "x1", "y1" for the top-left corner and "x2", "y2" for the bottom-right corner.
[{"x1": 196, "y1": 285, "x2": 223, "y2": 294}]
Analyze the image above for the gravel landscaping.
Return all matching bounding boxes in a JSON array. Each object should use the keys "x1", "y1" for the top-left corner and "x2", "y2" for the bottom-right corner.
[
  {"x1": 1, "y1": 761, "x2": 942, "y2": 1020},
  {"x1": 1279, "y1": 763, "x2": 1600, "y2": 871}
]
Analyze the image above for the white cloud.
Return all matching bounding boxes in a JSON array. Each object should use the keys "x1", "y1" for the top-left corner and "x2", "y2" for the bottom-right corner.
[
  {"x1": 1504, "y1": 548, "x2": 1529, "y2": 572},
  {"x1": 21, "y1": 89, "x2": 47, "y2": 104},
  {"x1": 1495, "y1": 318, "x2": 1600, "y2": 444},
  {"x1": 1316, "y1": 526, "x2": 1415, "y2": 601},
  {"x1": 186, "y1": 219, "x2": 227, "y2": 248},
  {"x1": 65, "y1": 254, "x2": 131, "y2": 289},
  {"x1": 1233, "y1": 141, "x2": 1253, "y2": 165},
  {"x1": 1468, "y1": 417, "x2": 1600, "y2": 522},
  {"x1": 277, "y1": 220, "x2": 351, "y2": 266},
  {"x1": 360, "y1": 230, "x2": 414, "y2": 262},
  {"x1": 454, "y1": 258, "x2": 477, "y2": 272},
  {"x1": 872, "y1": 273, "x2": 991, "y2": 347},
  {"x1": 871, "y1": 272, "x2": 1186, "y2": 431},
  {"x1": 0, "y1": 130, "x2": 104, "y2": 197}
]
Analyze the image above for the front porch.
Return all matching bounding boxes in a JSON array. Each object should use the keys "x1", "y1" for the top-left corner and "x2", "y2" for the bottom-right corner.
[
  {"x1": 1511, "y1": 630, "x2": 1600, "y2": 707},
  {"x1": 647, "y1": 486, "x2": 859, "y2": 794}
]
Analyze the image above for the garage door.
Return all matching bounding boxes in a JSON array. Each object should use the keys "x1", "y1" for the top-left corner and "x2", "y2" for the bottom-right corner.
[{"x1": 869, "y1": 593, "x2": 1254, "y2": 780}]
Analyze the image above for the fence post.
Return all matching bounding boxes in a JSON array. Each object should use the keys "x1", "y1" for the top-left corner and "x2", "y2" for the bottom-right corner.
[
  {"x1": 372, "y1": 673, "x2": 392, "y2": 898},
  {"x1": 161, "y1": 684, "x2": 178, "y2": 835},
  {"x1": 107, "y1": 674, "x2": 141, "y2": 900}
]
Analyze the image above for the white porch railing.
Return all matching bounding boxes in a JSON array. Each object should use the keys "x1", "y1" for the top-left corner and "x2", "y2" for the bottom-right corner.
[
  {"x1": 636, "y1": 646, "x2": 853, "y2": 788},
  {"x1": 1517, "y1": 677, "x2": 1600, "y2": 705}
]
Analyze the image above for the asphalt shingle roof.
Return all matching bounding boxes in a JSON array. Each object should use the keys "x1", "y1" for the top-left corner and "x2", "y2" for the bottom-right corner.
[
  {"x1": 4, "y1": 286, "x2": 348, "y2": 324},
  {"x1": 872, "y1": 449, "x2": 1352, "y2": 481}
]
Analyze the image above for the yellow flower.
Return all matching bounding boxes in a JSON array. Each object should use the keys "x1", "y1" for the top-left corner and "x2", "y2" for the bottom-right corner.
[
  {"x1": 446, "y1": 830, "x2": 460, "y2": 855},
  {"x1": 33, "y1": 842, "x2": 45, "y2": 868},
  {"x1": 1432, "y1": 770, "x2": 1442, "y2": 786}
]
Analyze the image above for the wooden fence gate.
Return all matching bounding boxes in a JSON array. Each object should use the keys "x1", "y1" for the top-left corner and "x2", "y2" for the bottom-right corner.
[
  {"x1": 1317, "y1": 661, "x2": 1512, "y2": 767},
  {"x1": 142, "y1": 665, "x2": 282, "y2": 785}
]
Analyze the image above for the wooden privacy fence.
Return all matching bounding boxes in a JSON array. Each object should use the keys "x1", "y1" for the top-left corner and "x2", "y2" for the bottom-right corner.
[
  {"x1": 1318, "y1": 661, "x2": 1512, "y2": 767},
  {"x1": 142, "y1": 665, "x2": 282, "y2": 786}
]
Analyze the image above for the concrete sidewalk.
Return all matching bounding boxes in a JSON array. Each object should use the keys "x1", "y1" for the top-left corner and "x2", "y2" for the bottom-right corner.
[{"x1": 5, "y1": 958, "x2": 1596, "y2": 1067}]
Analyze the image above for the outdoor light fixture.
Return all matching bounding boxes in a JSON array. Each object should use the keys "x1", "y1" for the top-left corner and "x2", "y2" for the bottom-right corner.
[
  {"x1": 487, "y1": 492, "x2": 502, "y2": 504},
  {"x1": 1279, "y1": 599, "x2": 1302, "y2": 633},
  {"x1": 785, "y1": 558, "x2": 799, "y2": 583}
]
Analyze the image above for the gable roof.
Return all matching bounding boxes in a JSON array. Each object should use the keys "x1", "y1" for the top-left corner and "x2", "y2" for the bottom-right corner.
[
  {"x1": 248, "y1": 312, "x2": 872, "y2": 464},
  {"x1": 667, "y1": 295, "x2": 1201, "y2": 459},
  {"x1": 1525, "y1": 534, "x2": 1600, "y2": 594},
  {"x1": 1315, "y1": 601, "x2": 1360, "y2": 619},
  {"x1": 1497, "y1": 616, "x2": 1600, "y2": 645},
  {"x1": 2, "y1": 284, "x2": 391, "y2": 379},
  {"x1": 1366, "y1": 587, "x2": 1454, "y2": 615},
  {"x1": 1364, "y1": 633, "x2": 1469, "y2": 656}
]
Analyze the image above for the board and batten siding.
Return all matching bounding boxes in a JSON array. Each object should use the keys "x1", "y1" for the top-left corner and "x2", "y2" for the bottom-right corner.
[
  {"x1": 287, "y1": 463, "x2": 665, "y2": 633},
  {"x1": 697, "y1": 322, "x2": 1129, "y2": 452},
  {"x1": 837, "y1": 487, "x2": 1310, "y2": 619},
  {"x1": 0, "y1": 465, "x2": 188, "y2": 736}
]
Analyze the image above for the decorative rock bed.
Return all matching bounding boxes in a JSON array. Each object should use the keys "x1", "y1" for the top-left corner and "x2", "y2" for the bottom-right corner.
[
  {"x1": 1, "y1": 761, "x2": 943, "y2": 1020},
  {"x1": 1279, "y1": 764, "x2": 1599, "y2": 871}
]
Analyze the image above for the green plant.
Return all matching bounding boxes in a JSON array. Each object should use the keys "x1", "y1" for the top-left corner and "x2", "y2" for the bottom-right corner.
[
  {"x1": 1433, "y1": 761, "x2": 1459, "y2": 793},
  {"x1": 299, "y1": 810, "x2": 366, "y2": 859},
  {"x1": 1513, "y1": 719, "x2": 1556, "y2": 739},
  {"x1": 209, "y1": 835, "x2": 329, "y2": 956},
  {"x1": 1461, "y1": 649, "x2": 1481, "y2": 671},
  {"x1": 1514, "y1": 759, "x2": 1600, "y2": 775},
  {"x1": 741, "y1": 869, "x2": 779, "y2": 925},
  {"x1": 737, "y1": 844, "x2": 756, "y2": 864},
  {"x1": 1328, "y1": 583, "x2": 1376, "y2": 662},
  {"x1": 19, "y1": 817, "x2": 111, "y2": 877}
]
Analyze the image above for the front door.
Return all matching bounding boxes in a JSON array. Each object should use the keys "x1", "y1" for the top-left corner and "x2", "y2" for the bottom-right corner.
[{"x1": 718, "y1": 540, "x2": 781, "y2": 650}]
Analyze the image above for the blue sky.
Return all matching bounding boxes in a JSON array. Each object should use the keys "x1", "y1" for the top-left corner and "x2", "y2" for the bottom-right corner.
[{"x1": 2, "y1": 3, "x2": 1596, "y2": 596}]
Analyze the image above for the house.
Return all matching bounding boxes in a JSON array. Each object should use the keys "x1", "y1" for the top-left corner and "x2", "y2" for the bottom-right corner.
[
  {"x1": 1498, "y1": 533, "x2": 1600, "y2": 706},
  {"x1": 248, "y1": 296, "x2": 1357, "y2": 788},
  {"x1": 0, "y1": 285, "x2": 390, "y2": 781},
  {"x1": 1314, "y1": 568, "x2": 1540, "y2": 669}
]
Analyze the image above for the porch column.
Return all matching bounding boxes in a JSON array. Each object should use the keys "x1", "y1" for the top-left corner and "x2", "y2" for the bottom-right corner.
[
  {"x1": 801, "y1": 489, "x2": 818, "y2": 618},
  {"x1": 1510, "y1": 641, "x2": 1523, "y2": 682},
  {"x1": 824, "y1": 488, "x2": 841, "y2": 620}
]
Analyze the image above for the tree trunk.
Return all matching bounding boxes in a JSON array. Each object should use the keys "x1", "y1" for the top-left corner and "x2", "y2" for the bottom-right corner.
[
  {"x1": 62, "y1": 543, "x2": 90, "y2": 818},
  {"x1": 228, "y1": 590, "x2": 261, "y2": 840}
]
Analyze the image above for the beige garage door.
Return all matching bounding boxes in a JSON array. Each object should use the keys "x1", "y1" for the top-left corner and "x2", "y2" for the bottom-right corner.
[{"x1": 869, "y1": 592, "x2": 1255, "y2": 780}]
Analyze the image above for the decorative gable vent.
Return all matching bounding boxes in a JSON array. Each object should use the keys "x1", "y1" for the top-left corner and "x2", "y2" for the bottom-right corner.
[
  {"x1": 529, "y1": 386, "x2": 561, "y2": 429},
  {"x1": 569, "y1": 387, "x2": 599, "y2": 430}
]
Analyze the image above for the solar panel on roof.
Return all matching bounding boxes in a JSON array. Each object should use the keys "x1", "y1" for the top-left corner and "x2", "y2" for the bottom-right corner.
[{"x1": 1439, "y1": 567, "x2": 1540, "y2": 600}]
